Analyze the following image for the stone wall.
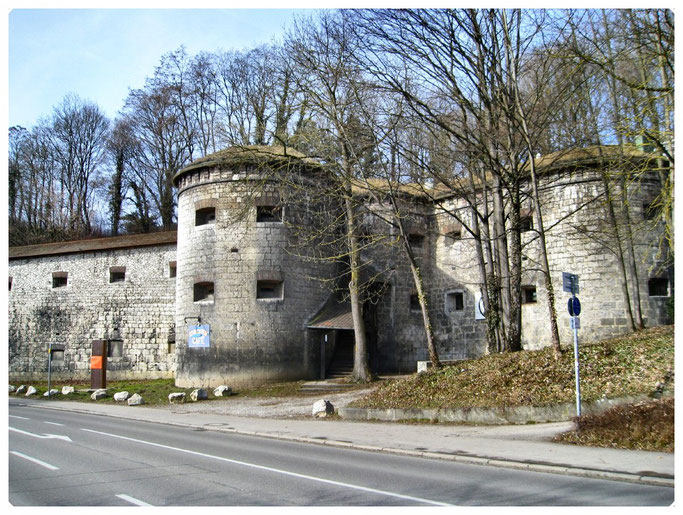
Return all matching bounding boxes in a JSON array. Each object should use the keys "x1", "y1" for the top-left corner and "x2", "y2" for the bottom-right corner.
[
  {"x1": 8, "y1": 147, "x2": 671, "y2": 384},
  {"x1": 9, "y1": 242, "x2": 177, "y2": 382},
  {"x1": 520, "y1": 168, "x2": 671, "y2": 348},
  {"x1": 355, "y1": 198, "x2": 442, "y2": 373},
  {"x1": 425, "y1": 166, "x2": 672, "y2": 359},
  {"x1": 359, "y1": 164, "x2": 671, "y2": 370},
  {"x1": 430, "y1": 201, "x2": 489, "y2": 361},
  {"x1": 173, "y1": 163, "x2": 337, "y2": 387}
]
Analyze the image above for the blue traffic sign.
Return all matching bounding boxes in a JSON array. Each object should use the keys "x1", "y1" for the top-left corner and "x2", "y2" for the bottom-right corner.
[
  {"x1": 567, "y1": 297, "x2": 581, "y2": 317},
  {"x1": 562, "y1": 272, "x2": 579, "y2": 294}
]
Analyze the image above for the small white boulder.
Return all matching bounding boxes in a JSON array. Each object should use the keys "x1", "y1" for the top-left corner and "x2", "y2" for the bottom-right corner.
[
  {"x1": 168, "y1": 392, "x2": 186, "y2": 404},
  {"x1": 62, "y1": 386, "x2": 75, "y2": 395},
  {"x1": 127, "y1": 393, "x2": 144, "y2": 406},
  {"x1": 114, "y1": 391, "x2": 130, "y2": 402},
  {"x1": 25, "y1": 386, "x2": 37, "y2": 397},
  {"x1": 91, "y1": 389, "x2": 107, "y2": 400},
  {"x1": 213, "y1": 385, "x2": 233, "y2": 397},
  {"x1": 312, "y1": 399, "x2": 335, "y2": 418},
  {"x1": 190, "y1": 388, "x2": 208, "y2": 402},
  {"x1": 43, "y1": 389, "x2": 59, "y2": 397}
]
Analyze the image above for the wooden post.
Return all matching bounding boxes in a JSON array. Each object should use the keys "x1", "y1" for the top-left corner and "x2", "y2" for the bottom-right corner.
[{"x1": 90, "y1": 340, "x2": 107, "y2": 389}]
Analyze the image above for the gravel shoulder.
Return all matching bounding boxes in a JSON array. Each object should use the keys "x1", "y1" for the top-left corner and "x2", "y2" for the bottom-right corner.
[{"x1": 150, "y1": 387, "x2": 377, "y2": 418}]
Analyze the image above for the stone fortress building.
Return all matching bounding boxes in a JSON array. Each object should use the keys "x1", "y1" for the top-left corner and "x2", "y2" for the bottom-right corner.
[{"x1": 8, "y1": 145, "x2": 673, "y2": 386}]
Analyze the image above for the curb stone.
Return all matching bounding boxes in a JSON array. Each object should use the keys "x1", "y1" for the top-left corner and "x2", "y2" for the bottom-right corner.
[
  {"x1": 18, "y1": 401, "x2": 673, "y2": 488},
  {"x1": 337, "y1": 394, "x2": 661, "y2": 425},
  {"x1": 249, "y1": 431, "x2": 673, "y2": 488}
]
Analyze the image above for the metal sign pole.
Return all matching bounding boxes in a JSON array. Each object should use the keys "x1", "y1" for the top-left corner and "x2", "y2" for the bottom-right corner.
[
  {"x1": 563, "y1": 272, "x2": 582, "y2": 418},
  {"x1": 572, "y1": 293, "x2": 582, "y2": 418},
  {"x1": 47, "y1": 342, "x2": 52, "y2": 399}
]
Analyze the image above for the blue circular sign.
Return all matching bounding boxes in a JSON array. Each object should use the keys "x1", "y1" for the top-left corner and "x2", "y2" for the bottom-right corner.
[{"x1": 568, "y1": 297, "x2": 581, "y2": 316}]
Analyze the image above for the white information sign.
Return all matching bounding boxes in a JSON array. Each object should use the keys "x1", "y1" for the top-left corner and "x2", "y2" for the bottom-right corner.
[{"x1": 474, "y1": 291, "x2": 486, "y2": 320}]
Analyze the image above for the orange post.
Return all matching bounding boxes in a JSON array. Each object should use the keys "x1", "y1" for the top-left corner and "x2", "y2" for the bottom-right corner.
[{"x1": 90, "y1": 340, "x2": 107, "y2": 389}]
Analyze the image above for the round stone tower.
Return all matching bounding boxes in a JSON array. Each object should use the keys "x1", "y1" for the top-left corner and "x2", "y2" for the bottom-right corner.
[{"x1": 172, "y1": 145, "x2": 336, "y2": 387}]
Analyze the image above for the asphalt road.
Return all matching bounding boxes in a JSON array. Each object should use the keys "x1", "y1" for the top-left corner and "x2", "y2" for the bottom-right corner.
[{"x1": 9, "y1": 403, "x2": 674, "y2": 506}]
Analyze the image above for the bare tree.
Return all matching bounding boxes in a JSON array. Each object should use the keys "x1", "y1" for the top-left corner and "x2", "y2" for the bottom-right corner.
[
  {"x1": 107, "y1": 117, "x2": 137, "y2": 235},
  {"x1": 555, "y1": 9, "x2": 674, "y2": 327},
  {"x1": 188, "y1": 51, "x2": 221, "y2": 155},
  {"x1": 9, "y1": 97, "x2": 110, "y2": 244},
  {"x1": 566, "y1": 9, "x2": 674, "y2": 257},
  {"x1": 354, "y1": 9, "x2": 536, "y2": 352},
  {"x1": 123, "y1": 70, "x2": 191, "y2": 230},
  {"x1": 502, "y1": 10, "x2": 564, "y2": 356},
  {"x1": 284, "y1": 11, "x2": 378, "y2": 381},
  {"x1": 8, "y1": 126, "x2": 27, "y2": 225},
  {"x1": 49, "y1": 94, "x2": 110, "y2": 234},
  {"x1": 213, "y1": 45, "x2": 297, "y2": 147},
  {"x1": 346, "y1": 89, "x2": 443, "y2": 368}
]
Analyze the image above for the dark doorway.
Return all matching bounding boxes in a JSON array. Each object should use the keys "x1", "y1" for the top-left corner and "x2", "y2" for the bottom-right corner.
[{"x1": 326, "y1": 330, "x2": 354, "y2": 378}]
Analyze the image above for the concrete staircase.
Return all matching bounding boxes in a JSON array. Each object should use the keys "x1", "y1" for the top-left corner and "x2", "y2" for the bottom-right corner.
[
  {"x1": 299, "y1": 331, "x2": 356, "y2": 393},
  {"x1": 325, "y1": 331, "x2": 355, "y2": 379},
  {"x1": 326, "y1": 354, "x2": 354, "y2": 379}
]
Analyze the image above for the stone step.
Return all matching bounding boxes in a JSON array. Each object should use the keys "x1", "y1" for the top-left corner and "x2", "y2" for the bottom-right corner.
[
  {"x1": 326, "y1": 371, "x2": 353, "y2": 379},
  {"x1": 299, "y1": 381, "x2": 356, "y2": 394}
]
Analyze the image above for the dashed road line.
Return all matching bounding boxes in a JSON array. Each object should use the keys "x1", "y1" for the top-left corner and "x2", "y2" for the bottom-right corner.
[
  {"x1": 116, "y1": 494, "x2": 153, "y2": 506},
  {"x1": 10, "y1": 451, "x2": 59, "y2": 471},
  {"x1": 83, "y1": 428, "x2": 453, "y2": 506}
]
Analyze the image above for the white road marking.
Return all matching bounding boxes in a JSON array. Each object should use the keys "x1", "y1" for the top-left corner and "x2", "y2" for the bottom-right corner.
[
  {"x1": 10, "y1": 451, "x2": 59, "y2": 470},
  {"x1": 9, "y1": 415, "x2": 29, "y2": 420},
  {"x1": 44, "y1": 421, "x2": 65, "y2": 427},
  {"x1": 116, "y1": 494, "x2": 153, "y2": 506},
  {"x1": 82, "y1": 428, "x2": 453, "y2": 506},
  {"x1": 9, "y1": 426, "x2": 72, "y2": 442}
]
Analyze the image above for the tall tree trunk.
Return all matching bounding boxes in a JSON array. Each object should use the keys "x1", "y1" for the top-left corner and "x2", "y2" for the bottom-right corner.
[
  {"x1": 602, "y1": 173, "x2": 637, "y2": 331},
  {"x1": 470, "y1": 201, "x2": 498, "y2": 354},
  {"x1": 111, "y1": 153, "x2": 125, "y2": 236},
  {"x1": 390, "y1": 199, "x2": 441, "y2": 368},
  {"x1": 513, "y1": 97, "x2": 562, "y2": 355},
  {"x1": 344, "y1": 188, "x2": 372, "y2": 382},
  {"x1": 492, "y1": 175, "x2": 512, "y2": 350},
  {"x1": 529, "y1": 160, "x2": 562, "y2": 357},
  {"x1": 595, "y1": 11, "x2": 644, "y2": 329},
  {"x1": 474, "y1": 171, "x2": 503, "y2": 353},
  {"x1": 409, "y1": 262, "x2": 439, "y2": 367},
  {"x1": 618, "y1": 176, "x2": 644, "y2": 329},
  {"x1": 506, "y1": 185, "x2": 523, "y2": 353}
]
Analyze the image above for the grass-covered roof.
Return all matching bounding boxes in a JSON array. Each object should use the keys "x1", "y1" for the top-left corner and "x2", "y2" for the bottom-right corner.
[{"x1": 174, "y1": 145, "x2": 322, "y2": 185}]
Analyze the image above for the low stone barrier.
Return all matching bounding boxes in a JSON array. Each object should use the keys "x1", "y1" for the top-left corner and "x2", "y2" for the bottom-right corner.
[{"x1": 338, "y1": 395, "x2": 655, "y2": 425}]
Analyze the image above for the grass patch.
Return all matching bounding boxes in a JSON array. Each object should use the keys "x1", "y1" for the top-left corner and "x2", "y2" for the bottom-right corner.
[
  {"x1": 11, "y1": 379, "x2": 200, "y2": 405},
  {"x1": 236, "y1": 381, "x2": 308, "y2": 398},
  {"x1": 9, "y1": 377, "x2": 363, "y2": 405},
  {"x1": 350, "y1": 325, "x2": 674, "y2": 410},
  {"x1": 10, "y1": 378, "x2": 285, "y2": 405},
  {"x1": 553, "y1": 397, "x2": 674, "y2": 452}
]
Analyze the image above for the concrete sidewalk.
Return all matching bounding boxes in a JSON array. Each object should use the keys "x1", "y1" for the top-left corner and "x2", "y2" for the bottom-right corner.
[{"x1": 11, "y1": 398, "x2": 674, "y2": 488}]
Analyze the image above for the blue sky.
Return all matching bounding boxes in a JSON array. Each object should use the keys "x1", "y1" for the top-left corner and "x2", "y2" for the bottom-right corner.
[{"x1": 8, "y1": 9, "x2": 312, "y2": 128}]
